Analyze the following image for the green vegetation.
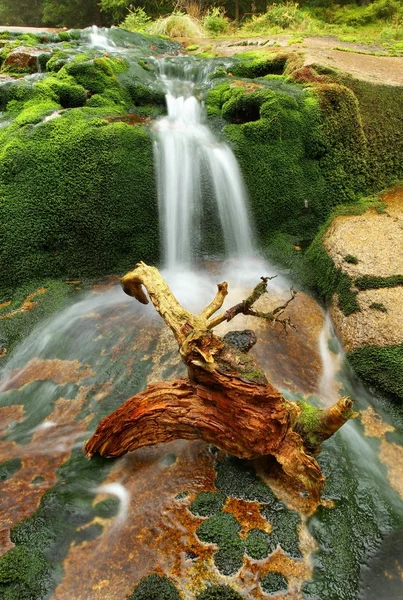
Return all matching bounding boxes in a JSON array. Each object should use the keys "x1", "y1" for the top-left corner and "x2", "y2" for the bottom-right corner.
[
  {"x1": 0, "y1": 451, "x2": 111, "y2": 600},
  {"x1": 0, "y1": 280, "x2": 79, "y2": 357},
  {"x1": 305, "y1": 200, "x2": 383, "y2": 315},
  {"x1": 344, "y1": 254, "x2": 359, "y2": 264},
  {"x1": 0, "y1": 458, "x2": 22, "y2": 481},
  {"x1": 244, "y1": 528, "x2": 273, "y2": 559},
  {"x1": 303, "y1": 434, "x2": 403, "y2": 599},
  {"x1": 196, "y1": 513, "x2": 244, "y2": 575},
  {"x1": 0, "y1": 0, "x2": 402, "y2": 52},
  {"x1": 355, "y1": 275, "x2": 403, "y2": 290},
  {"x1": 0, "y1": 44, "x2": 165, "y2": 297},
  {"x1": 148, "y1": 12, "x2": 205, "y2": 38},
  {"x1": 189, "y1": 491, "x2": 226, "y2": 517},
  {"x1": 369, "y1": 302, "x2": 387, "y2": 313},
  {"x1": 348, "y1": 343, "x2": 403, "y2": 400},
  {"x1": 296, "y1": 401, "x2": 322, "y2": 451},
  {"x1": 261, "y1": 572, "x2": 288, "y2": 595},
  {"x1": 129, "y1": 574, "x2": 182, "y2": 600},
  {"x1": 196, "y1": 585, "x2": 242, "y2": 600}
]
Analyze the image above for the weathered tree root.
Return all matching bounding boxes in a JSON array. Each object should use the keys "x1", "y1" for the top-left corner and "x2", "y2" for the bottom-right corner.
[{"x1": 85, "y1": 262, "x2": 357, "y2": 499}]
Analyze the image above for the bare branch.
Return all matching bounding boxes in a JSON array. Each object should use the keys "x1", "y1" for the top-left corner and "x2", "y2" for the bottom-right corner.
[{"x1": 200, "y1": 282, "x2": 228, "y2": 319}]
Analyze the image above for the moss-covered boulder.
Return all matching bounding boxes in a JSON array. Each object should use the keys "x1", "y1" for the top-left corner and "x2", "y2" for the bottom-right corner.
[
  {"x1": 207, "y1": 52, "x2": 403, "y2": 254},
  {"x1": 307, "y1": 186, "x2": 403, "y2": 400},
  {"x1": 0, "y1": 46, "x2": 167, "y2": 297}
]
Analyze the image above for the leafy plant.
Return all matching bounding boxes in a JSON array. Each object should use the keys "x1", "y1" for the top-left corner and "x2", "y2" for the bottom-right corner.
[
  {"x1": 203, "y1": 7, "x2": 229, "y2": 36},
  {"x1": 120, "y1": 7, "x2": 152, "y2": 32}
]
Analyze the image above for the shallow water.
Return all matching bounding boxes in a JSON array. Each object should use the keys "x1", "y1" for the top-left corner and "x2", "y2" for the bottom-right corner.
[{"x1": 0, "y1": 260, "x2": 402, "y2": 599}]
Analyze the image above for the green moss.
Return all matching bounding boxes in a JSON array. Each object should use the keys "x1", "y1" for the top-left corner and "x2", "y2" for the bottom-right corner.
[
  {"x1": 129, "y1": 574, "x2": 182, "y2": 600},
  {"x1": 189, "y1": 491, "x2": 226, "y2": 517},
  {"x1": 355, "y1": 275, "x2": 403, "y2": 290},
  {"x1": 59, "y1": 55, "x2": 118, "y2": 96},
  {"x1": 338, "y1": 76, "x2": 403, "y2": 190},
  {"x1": 261, "y1": 572, "x2": 288, "y2": 595},
  {"x1": 344, "y1": 254, "x2": 359, "y2": 264},
  {"x1": 93, "y1": 497, "x2": 120, "y2": 518},
  {"x1": 196, "y1": 585, "x2": 242, "y2": 599},
  {"x1": 196, "y1": 513, "x2": 244, "y2": 575},
  {"x1": 0, "y1": 450, "x2": 112, "y2": 599},
  {"x1": 295, "y1": 401, "x2": 322, "y2": 451},
  {"x1": 348, "y1": 344, "x2": 403, "y2": 400},
  {"x1": 303, "y1": 432, "x2": 403, "y2": 600},
  {"x1": 215, "y1": 457, "x2": 276, "y2": 503},
  {"x1": 0, "y1": 280, "x2": 79, "y2": 358},
  {"x1": 0, "y1": 458, "x2": 21, "y2": 482},
  {"x1": 262, "y1": 504, "x2": 301, "y2": 559},
  {"x1": 306, "y1": 207, "x2": 365, "y2": 316},
  {"x1": 230, "y1": 53, "x2": 288, "y2": 78},
  {"x1": 0, "y1": 546, "x2": 51, "y2": 600},
  {"x1": 36, "y1": 76, "x2": 87, "y2": 108},
  {"x1": 369, "y1": 302, "x2": 387, "y2": 313},
  {"x1": 244, "y1": 528, "x2": 273, "y2": 560},
  {"x1": 46, "y1": 51, "x2": 69, "y2": 73},
  {"x1": 0, "y1": 109, "x2": 158, "y2": 293}
]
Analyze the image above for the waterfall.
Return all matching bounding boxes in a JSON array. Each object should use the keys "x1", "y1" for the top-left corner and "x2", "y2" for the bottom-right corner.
[
  {"x1": 89, "y1": 25, "x2": 116, "y2": 51},
  {"x1": 154, "y1": 59, "x2": 254, "y2": 270}
]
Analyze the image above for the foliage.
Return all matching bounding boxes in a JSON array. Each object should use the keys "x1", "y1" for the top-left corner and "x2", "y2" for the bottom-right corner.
[
  {"x1": 0, "y1": 0, "x2": 44, "y2": 27},
  {"x1": 42, "y1": 0, "x2": 104, "y2": 28},
  {"x1": 332, "y1": 0, "x2": 401, "y2": 27},
  {"x1": 99, "y1": 0, "x2": 131, "y2": 23},
  {"x1": 242, "y1": 2, "x2": 306, "y2": 31},
  {"x1": 203, "y1": 7, "x2": 229, "y2": 35},
  {"x1": 120, "y1": 7, "x2": 152, "y2": 32}
]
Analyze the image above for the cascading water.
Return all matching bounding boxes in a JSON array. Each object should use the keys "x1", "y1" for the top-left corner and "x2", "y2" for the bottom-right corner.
[
  {"x1": 1, "y1": 43, "x2": 403, "y2": 600},
  {"x1": 89, "y1": 25, "x2": 117, "y2": 51},
  {"x1": 154, "y1": 59, "x2": 254, "y2": 270}
]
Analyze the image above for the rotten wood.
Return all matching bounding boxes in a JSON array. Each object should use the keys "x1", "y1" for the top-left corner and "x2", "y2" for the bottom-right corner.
[{"x1": 85, "y1": 262, "x2": 357, "y2": 499}]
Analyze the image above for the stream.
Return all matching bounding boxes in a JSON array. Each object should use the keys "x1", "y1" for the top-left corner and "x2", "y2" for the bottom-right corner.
[{"x1": 0, "y1": 27, "x2": 402, "y2": 600}]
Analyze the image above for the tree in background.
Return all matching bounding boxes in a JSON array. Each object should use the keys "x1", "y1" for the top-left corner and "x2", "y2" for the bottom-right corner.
[
  {"x1": 0, "y1": 0, "x2": 44, "y2": 26},
  {"x1": 42, "y1": 0, "x2": 105, "y2": 27}
]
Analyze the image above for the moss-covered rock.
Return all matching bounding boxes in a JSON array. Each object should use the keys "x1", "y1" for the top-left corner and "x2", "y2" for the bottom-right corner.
[
  {"x1": 244, "y1": 528, "x2": 273, "y2": 560},
  {"x1": 189, "y1": 491, "x2": 226, "y2": 517},
  {"x1": 129, "y1": 574, "x2": 182, "y2": 600},
  {"x1": 0, "y1": 451, "x2": 112, "y2": 600},
  {"x1": 196, "y1": 513, "x2": 244, "y2": 575},
  {"x1": 0, "y1": 108, "x2": 158, "y2": 294},
  {"x1": 196, "y1": 585, "x2": 243, "y2": 599},
  {"x1": 260, "y1": 571, "x2": 289, "y2": 595},
  {"x1": 348, "y1": 344, "x2": 403, "y2": 400}
]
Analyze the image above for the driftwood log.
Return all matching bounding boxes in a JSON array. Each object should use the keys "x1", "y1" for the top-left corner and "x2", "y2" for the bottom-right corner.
[{"x1": 85, "y1": 262, "x2": 357, "y2": 499}]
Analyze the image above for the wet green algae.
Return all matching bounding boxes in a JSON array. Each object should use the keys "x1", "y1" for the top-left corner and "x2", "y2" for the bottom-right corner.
[
  {"x1": 0, "y1": 300, "x2": 162, "y2": 599},
  {"x1": 192, "y1": 457, "x2": 302, "y2": 574}
]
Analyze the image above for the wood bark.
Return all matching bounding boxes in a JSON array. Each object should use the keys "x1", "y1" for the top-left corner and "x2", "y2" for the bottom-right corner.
[{"x1": 85, "y1": 262, "x2": 357, "y2": 499}]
